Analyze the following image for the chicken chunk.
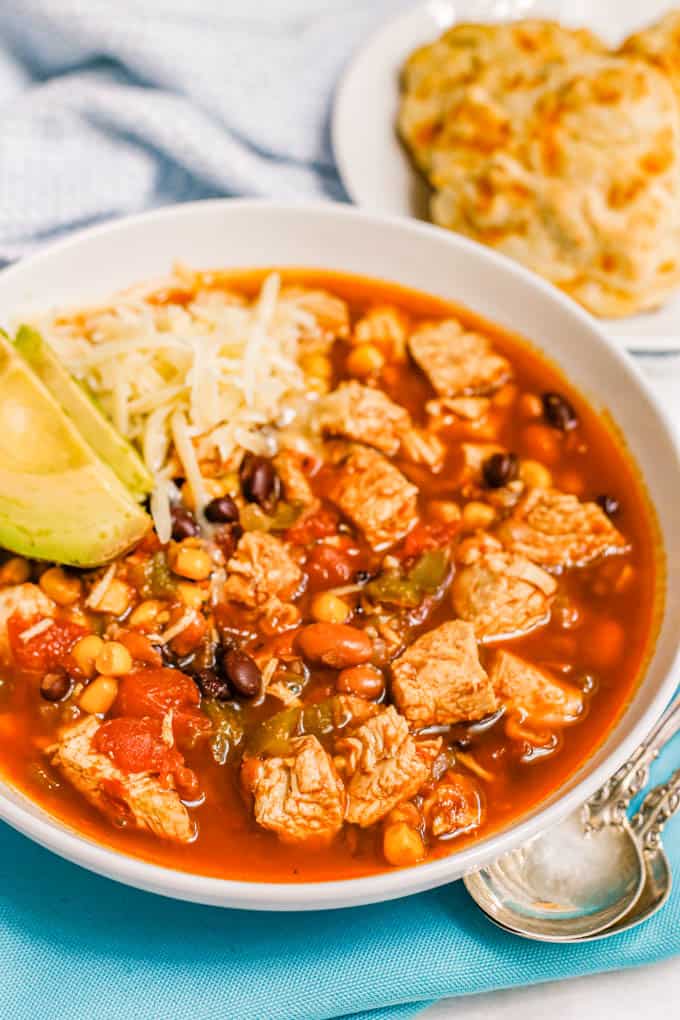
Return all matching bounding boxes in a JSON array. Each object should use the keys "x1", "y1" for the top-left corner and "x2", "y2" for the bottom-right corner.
[
  {"x1": 392, "y1": 620, "x2": 498, "y2": 727},
  {"x1": 489, "y1": 650, "x2": 583, "y2": 741},
  {"x1": 337, "y1": 706, "x2": 436, "y2": 827},
  {"x1": 430, "y1": 396, "x2": 491, "y2": 421},
  {"x1": 353, "y1": 305, "x2": 409, "y2": 360},
  {"x1": 326, "y1": 444, "x2": 418, "y2": 549},
  {"x1": 274, "y1": 449, "x2": 318, "y2": 509},
  {"x1": 49, "y1": 717, "x2": 194, "y2": 843},
  {"x1": 0, "y1": 583, "x2": 55, "y2": 663},
  {"x1": 452, "y1": 549, "x2": 557, "y2": 642},
  {"x1": 247, "y1": 734, "x2": 345, "y2": 844},
  {"x1": 408, "y1": 319, "x2": 511, "y2": 397},
  {"x1": 316, "y1": 381, "x2": 411, "y2": 456},
  {"x1": 497, "y1": 488, "x2": 630, "y2": 568},
  {"x1": 279, "y1": 287, "x2": 350, "y2": 343},
  {"x1": 399, "y1": 427, "x2": 447, "y2": 472},
  {"x1": 223, "y1": 531, "x2": 303, "y2": 608}
]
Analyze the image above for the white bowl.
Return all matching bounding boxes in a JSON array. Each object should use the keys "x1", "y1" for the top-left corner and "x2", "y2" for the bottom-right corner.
[{"x1": 0, "y1": 198, "x2": 678, "y2": 911}]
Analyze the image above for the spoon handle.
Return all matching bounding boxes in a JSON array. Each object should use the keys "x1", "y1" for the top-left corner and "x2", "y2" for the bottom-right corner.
[
  {"x1": 584, "y1": 691, "x2": 680, "y2": 828},
  {"x1": 631, "y1": 765, "x2": 680, "y2": 852}
]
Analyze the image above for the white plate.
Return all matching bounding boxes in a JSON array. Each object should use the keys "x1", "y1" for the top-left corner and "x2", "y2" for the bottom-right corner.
[
  {"x1": 0, "y1": 198, "x2": 679, "y2": 910},
  {"x1": 332, "y1": 0, "x2": 680, "y2": 351}
]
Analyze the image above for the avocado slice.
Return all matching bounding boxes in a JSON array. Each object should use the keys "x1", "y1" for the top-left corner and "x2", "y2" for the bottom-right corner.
[
  {"x1": 14, "y1": 325, "x2": 153, "y2": 502},
  {"x1": 0, "y1": 335, "x2": 151, "y2": 567}
]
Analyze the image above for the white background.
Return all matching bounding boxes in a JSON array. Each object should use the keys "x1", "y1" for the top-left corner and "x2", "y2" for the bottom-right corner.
[{"x1": 423, "y1": 955, "x2": 679, "y2": 1018}]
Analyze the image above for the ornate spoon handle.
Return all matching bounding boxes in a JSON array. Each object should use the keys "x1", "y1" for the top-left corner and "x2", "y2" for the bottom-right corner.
[
  {"x1": 584, "y1": 692, "x2": 680, "y2": 829},
  {"x1": 631, "y1": 765, "x2": 680, "y2": 852}
]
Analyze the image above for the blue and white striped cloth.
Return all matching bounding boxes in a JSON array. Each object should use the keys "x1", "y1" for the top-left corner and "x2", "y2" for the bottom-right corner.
[{"x1": 0, "y1": 0, "x2": 410, "y2": 261}]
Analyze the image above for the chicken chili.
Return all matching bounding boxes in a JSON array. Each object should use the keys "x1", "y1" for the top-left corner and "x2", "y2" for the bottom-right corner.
[{"x1": 0, "y1": 270, "x2": 659, "y2": 881}]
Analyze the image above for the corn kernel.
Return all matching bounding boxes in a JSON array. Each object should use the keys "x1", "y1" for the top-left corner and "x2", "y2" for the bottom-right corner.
[
  {"x1": 493, "y1": 383, "x2": 518, "y2": 409},
  {"x1": 95, "y1": 641, "x2": 133, "y2": 677},
  {"x1": 518, "y1": 392, "x2": 544, "y2": 420},
  {"x1": 90, "y1": 579, "x2": 132, "y2": 616},
  {"x1": 306, "y1": 376, "x2": 330, "y2": 395},
  {"x1": 176, "y1": 582, "x2": 207, "y2": 609},
  {"x1": 520, "y1": 459, "x2": 552, "y2": 489},
  {"x1": 169, "y1": 542, "x2": 213, "y2": 581},
  {"x1": 39, "y1": 566, "x2": 82, "y2": 606},
  {"x1": 346, "y1": 343, "x2": 384, "y2": 378},
  {"x1": 383, "y1": 822, "x2": 425, "y2": 867},
  {"x1": 71, "y1": 634, "x2": 105, "y2": 679},
  {"x1": 79, "y1": 675, "x2": 119, "y2": 715},
  {"x1": 310, "y1": 592, "x2": 350, "y2": 625},
  {"x1": 428, "y1": 500, "x2": 461, "y2": 525},
  {"x1": 461, "y1": 501, "x2": 496, "y2": 531},
  {"x1": 386, "y1": 802, "x2": 422, "y2": 828},
  {"x1": 128, "y1": 599, "x2": 166, "y2": 630},
  {"x1": 0, "y1": 557, "x2": 30, "y2": 586},
  {"x1": 300, "y1": 352, "x2": 332, "y2": 379}
]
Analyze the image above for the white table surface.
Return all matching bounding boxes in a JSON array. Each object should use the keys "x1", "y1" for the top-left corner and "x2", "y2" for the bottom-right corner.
[{"x1": 422, "y1": 955, "x2": 680, "y2": 1019}]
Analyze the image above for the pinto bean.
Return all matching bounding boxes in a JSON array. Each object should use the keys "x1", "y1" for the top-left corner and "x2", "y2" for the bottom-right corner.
[
  {"x1": 337, "y1": 664, "x2": 384, "y2": 700},
  {"x1": 40, "y1": 672, "x2": 72, "y2": 703},
  {"x1": 297, "y1": 623, "x2": 373, "y2": 669}
]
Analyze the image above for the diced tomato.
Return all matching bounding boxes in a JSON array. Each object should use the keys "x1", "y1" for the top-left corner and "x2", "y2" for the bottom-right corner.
[
  {"x1": 305, "y1": 543, "x2": 355, "y2": 590},
  {"x1": 94, "y1": 717, "x2": 199, "y2": 799},
  {"x1": 256, "y1": 628, "x2": 303, "y2": 663},
  {"x1": 169, "y1": 612, "x2": 208, "y2": 657},
  {"x1": 285, "y1": 506, "x2": 339, "y2": 545},
  {"x1": 401, "y1": 520, "x2": 459, "y2": 563},
  {"x1": 116, "y1": 630, "x2": 163, "y2": 666},
  {"x1": 135, "y1": 530, "x2": 163, "y2": 554},
  {"x1": 7, "y1": 613, "x2": 89, "y2": 673},
  {"x1": 114, "y1": 668, "x2": 211, "y2": 746}
]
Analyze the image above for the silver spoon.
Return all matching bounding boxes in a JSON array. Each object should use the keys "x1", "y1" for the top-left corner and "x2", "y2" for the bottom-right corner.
[
  {"x1": 471, "y1": 764, "x2": 680, "y2": 943},
  {"x1": 576, "y1": 763, "x2": 680, "y2": 939},
  {"x1": 463, "y1": 691, "x2": 680, "y2": 942}
]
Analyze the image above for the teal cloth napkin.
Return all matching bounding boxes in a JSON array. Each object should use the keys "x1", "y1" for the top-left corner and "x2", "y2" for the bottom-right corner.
[{"x1": 2, "y1": 735, "x2": 679, "y2": 1020}]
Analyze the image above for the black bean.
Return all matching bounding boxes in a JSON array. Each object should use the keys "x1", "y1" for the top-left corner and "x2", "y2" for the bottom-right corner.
[
  {"x1": 204, "y1": 495, "x2": 240, "y2": 524},
  {"x1": 596, "y1": 494, "x2": 620, "y2": 517},
  {"x1": 239, "y1": 455, "x2": 280, "y2": 511},
  {"x1": 482, "y1": 451, "x2": 519, "y2": 489},
  {"x1": 542, "y1": 392, "x2": 578, "y2": 431},
  {"x1": 224, "y1": 649, "x2": 261, "y2": 699},
  {"x1": 171, "y1": 505, "x2": 200, "y2": 540},
  {"x1": 40, "y1": 672, "x2": 72, "y2": 702},
  {"x1": 196, "y1": 668, "x2": 231, "y2": 701}
]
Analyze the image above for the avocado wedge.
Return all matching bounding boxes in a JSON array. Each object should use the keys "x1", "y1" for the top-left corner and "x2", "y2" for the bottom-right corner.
[
  {"x1": 0, "y1": 334, "x2": 151, "y2": 566},
  {"x1": 14, "y1": 325, "x2": 153, "y2": 502}
]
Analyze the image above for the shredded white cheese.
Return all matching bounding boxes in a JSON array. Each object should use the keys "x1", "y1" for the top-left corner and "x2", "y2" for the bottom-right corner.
[
  {"x1": 25, "y1": 269, "x2": 330, "y2": 537},
  {"x1": 86, "y1": 563, "x2": 116, "y2": 609},
  {"x1": 19, "y1": 618, "x2": 54, "y2": 642}
]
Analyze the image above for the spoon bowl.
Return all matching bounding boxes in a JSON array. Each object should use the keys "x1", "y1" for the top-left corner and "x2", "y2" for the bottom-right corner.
[
  {"x1": 465, "y1": 694, "x2": 680, "y2": 941},
  {"x1": 584, "y1": 763, "x2": 680, "y2": 939},
  {"x1": 463, "y1": 811, "x2": 646, "y2": 942}
]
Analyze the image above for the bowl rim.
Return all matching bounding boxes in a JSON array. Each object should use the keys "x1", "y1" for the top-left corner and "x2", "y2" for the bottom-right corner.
[{"x1": 1, "y1": 195, "x2": 679, "y2": 911}]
